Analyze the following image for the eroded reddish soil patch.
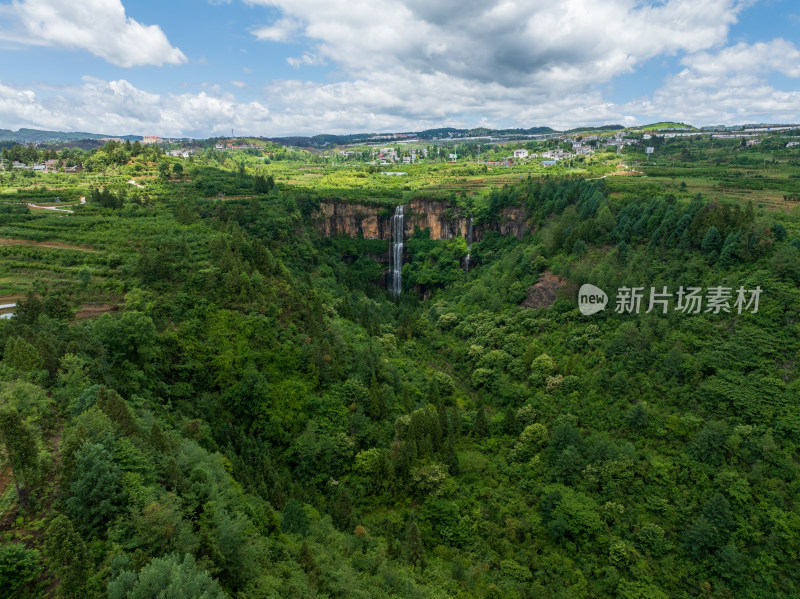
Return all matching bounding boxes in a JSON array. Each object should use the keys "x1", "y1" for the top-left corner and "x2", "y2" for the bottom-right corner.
[
  {"x1": 0, "y1": 238, "x2": 95, "y2": 252},
  {"x1": 521, "y1": 270, "x2": 567, "y2": 309},
  {"x1": 74, "y1": 304, "x2": 119, "y2": 320}
]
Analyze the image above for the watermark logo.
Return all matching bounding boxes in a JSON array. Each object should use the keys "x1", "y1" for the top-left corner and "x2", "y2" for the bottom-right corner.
[
  {"x1": 580, "y1": 285, "x2": 761, "y2": 315},
  {"x1": 578, "y1": 284, "x2": 608, "y2": 315}
]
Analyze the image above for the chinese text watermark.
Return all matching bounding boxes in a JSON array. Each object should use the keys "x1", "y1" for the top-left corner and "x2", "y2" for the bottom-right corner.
[{"x1": 579, "y1": 284, "x2": 761, "y2": 316}]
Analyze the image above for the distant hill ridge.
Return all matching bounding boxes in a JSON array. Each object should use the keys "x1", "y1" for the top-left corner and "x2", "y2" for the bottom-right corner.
[
  {"x1": 0, "y1": 128, "x2": 142, "y2": 143},
  {"x1": 6, "y1": 121, "x2": 800, "y2": 148}
]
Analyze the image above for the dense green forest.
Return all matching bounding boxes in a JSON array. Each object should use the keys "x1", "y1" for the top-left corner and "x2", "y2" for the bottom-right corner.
[{"x1": 0, "y1": 138, "x2": 799, "y2": 598}]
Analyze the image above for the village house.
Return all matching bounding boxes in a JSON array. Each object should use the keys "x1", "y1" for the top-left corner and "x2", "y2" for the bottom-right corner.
[{"x1": 379, "y1": 147, "x2": 398, "y2": 162}]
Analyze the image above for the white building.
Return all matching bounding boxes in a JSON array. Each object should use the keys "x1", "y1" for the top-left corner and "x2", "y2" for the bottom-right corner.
[{"x1": 513, "y1": 149, "x2": 529, "y2": 158}]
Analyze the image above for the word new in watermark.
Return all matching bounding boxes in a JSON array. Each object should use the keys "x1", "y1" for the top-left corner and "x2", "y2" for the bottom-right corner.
[{"x1": 579, "y1": 284, "x2": 761, "y2": 316}]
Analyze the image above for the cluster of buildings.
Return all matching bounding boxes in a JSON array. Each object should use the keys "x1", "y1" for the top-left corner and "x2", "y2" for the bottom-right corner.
[
  {"x1": 214, "y1": 141, "x2": 264, "y2": 151},
  {"x1": 3, "y1": 159, "x2": 82, "y2": 173},
  {"x1": 509, "y1": 135, "x2": 610, "y2": 166},
  {"x1": 167, "y1": 149, "x2": 195, "y2": 158},
  {"x1": 374, "y1": 147, "x2": 427, "y2": 165}
]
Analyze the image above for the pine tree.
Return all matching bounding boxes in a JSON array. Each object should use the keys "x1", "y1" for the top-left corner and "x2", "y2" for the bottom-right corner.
[
  {"x1": 330, "y1": 485, "x2": 355, "y2": 532},
  {"x1": 430, "y1": 407, "x2": 443, "y2": 450},
  {"x1": 4, "y1": 336, "x2": 43, "y2": 372},
  {"x1": 701, "y1": 226, "x2": 722, "y2": 258},
  {"x1": 149, "y1": 422, "x2": 170, "y2": 453},
  {"x1": 438, "y1": 404, "x2": 450, "y2": 439},
  {"x1": 386, "y1": 521, "x2": 402, "y2": 560},
  {"x1": 298, "y1": 540, "x2": 324, "y2": 592},
  {"x1": 397, "y1": 436, "x2": 417, "y2": 476},
  {"x1": 368, "y1": 374, "x2": 387, "y2": 420},
  {"x1": 504, "y1": 407, "x2": 519, "y2": 436},
  {"x1": 417, "y1": 434, "x2": 433, "y2": 459},
  {"x1": 0, "y1": 408, "x2": 40, "y2": 511},
  {"x1": 474, "y1": 406, "x2": 488, "y2": 438},
  {"x1": 679, "y1": 228, "x2": 691, "y2": 250},
  {"x1": 45, "y1": 514, "x2": 88, "y2": 595},
  {"x1": 626, "y1": 403, "x2": 649, "y2": 434},
  {"x1": 281, "y1": 498, "x2": 310, "y2": 535},
  {"x1": 449, "y1": 407, "x2": 461, "y2": 437},
  {"x1": 96, "y1": 386, "x2": 139, "y2": 437},
  {"x1": 426, "y1": 377, "x2": 440, "y2": 406},
  {"x1": 298, "y1": 540, "x2": 316, "y2": 573},
  {"x1": 107, "y1": 554, "x2": 225, "y2": 599},
  {"x1": 442, "y1": 437, "x2": 460, "y2": 475},
  {"x1": 404, "y1": 513, "x2": 426, "y2": 571},
  {"x1": 65, "y1": 442, "x2": 124, "y2": 535},
  {"x1": 376, "y1": 449, "x2": 395, "y2": 493}
]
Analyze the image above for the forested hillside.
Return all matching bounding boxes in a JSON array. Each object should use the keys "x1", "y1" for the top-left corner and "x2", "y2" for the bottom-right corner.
[{"x1": 0, "y1": 141, "x2": 799, "y2": 599}]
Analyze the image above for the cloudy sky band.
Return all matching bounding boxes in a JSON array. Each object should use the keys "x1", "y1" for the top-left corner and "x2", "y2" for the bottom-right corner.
[{"x1": 0, "y1": 0, "x2": 798, "y2": 137}]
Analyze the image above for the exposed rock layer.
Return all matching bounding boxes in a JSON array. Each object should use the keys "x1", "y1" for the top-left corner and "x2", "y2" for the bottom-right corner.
[{"x1": 313, "y1": 201, "x2": 528, "y2": 242}]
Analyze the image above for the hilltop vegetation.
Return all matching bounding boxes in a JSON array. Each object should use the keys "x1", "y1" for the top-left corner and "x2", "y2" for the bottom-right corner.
[
  {"x1": 635, "y1": 122, "x2": 697, "y2": 131},
  {"x1": 0, "y1": 129, "x2": 142, "y2": 144},
  {"x1": 0, "y1": 133, "x2": 798, "y2": 598}
]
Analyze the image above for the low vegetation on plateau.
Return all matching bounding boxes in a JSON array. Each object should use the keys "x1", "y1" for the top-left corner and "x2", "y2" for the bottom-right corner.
[{"x1": 0, "y1": 131, "x2": 798, "y2": 598}]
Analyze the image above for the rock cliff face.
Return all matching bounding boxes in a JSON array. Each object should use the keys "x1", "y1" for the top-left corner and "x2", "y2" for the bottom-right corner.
[
  {"x1": 313, "y1": 200, "x2": 529, "y2": 242},
  {"x1": 495, "y1": 206, "x2": 527, "y2": 238},
  {"x1": 315, "y1": 202, "x2": 386, "y2": 239},
  {"x1": 406, "y1": 199, "x2": 472, "y2": 241}
]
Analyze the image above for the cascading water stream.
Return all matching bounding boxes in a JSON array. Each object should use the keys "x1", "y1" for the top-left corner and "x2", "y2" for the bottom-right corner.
[
  {"x1": 391, "y1": 205, "x2": 404, "y2": 295},
  {"x1": 464, "y1": 216, "x2": 473, "y2": 270}
]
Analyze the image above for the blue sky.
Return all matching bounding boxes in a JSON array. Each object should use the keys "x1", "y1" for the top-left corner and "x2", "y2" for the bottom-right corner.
[{"x1": 0, "y1": 0, "x2": 799, "y2": 137}]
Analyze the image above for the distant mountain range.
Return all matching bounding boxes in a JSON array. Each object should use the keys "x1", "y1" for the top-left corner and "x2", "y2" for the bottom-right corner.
[
  {"x1": 0, "y1": 128, "x2": 142, "y2": 143},
  {"x1": 0, "y1": 125, "x2": 614, "y2": 147},
  {"x1": 266, "y1": 126, "x2": 566, "y2": 148},
  {"x1": 3, "y1": 121, "x2": 796, "y2": 148}
]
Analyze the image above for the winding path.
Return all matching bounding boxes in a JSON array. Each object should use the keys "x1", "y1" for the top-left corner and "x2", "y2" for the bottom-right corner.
[{"x1": 27, "y1": 203, "x2": 74, "y2": 214}]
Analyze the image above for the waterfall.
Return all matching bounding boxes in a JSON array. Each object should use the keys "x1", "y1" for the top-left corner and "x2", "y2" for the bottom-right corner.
[
  {"x1": 464, "y1": 217, "x2": 474, "y2": 270},
  {"x1": 390, "y1": 205, "x2": 404, "y2": 295}
]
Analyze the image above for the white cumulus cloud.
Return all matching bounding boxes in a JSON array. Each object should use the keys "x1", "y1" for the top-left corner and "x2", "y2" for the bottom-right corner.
[
  {"x1": 637, "y1": 39, "x2": 800, "y2": 125},
  {"x1": 248, "y1": 0, "x2": 746, "y2": 90},
  {"x1": 0, "y1": 77, "x2": 271, "y2": 137},
  {"x1": 252, "y1": 17, "x2": 302, "y2": 42},
  {"x1": 1, "y1": 0, "x2": 186, "y2": 67}
]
